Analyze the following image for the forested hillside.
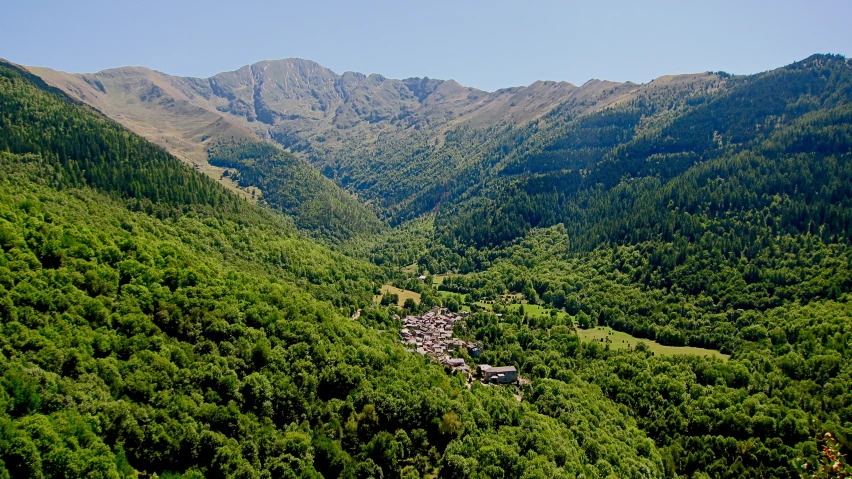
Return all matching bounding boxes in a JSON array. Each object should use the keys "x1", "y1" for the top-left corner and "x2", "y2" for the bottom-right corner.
[
  {"x1": 0, "y1": 60, "x2": 666, "y2": 478},
  {"x1": 31, "y1": 55, "x2": 852, "y2": 234},
  {"x1": 30, "y1": 59, "x2": 636, "y2": 223},
  {"x1": 7, "y1": 52, "x2": 852, "y2": 479},
  {"x1": 317, "y1": 54, "x2": 852, "y2": 478},
  {"x1": 207, "y1": 140, "x2": 381, "y2": 242},
  {"x1": 0, "y1": 63, "x2": 239, "y2": 219},
  {"x1": 420, "y1": 224, "x2": 851, "y2": 477},
  {"x1": 435, "y1": 54, "x2": 852, "y2": 250},
  {"x1": 410, "y1": 55, "x2": 852, "y2": 478}
]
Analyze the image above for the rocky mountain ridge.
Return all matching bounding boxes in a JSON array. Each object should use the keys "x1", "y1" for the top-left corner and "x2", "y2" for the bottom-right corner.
[{"x1": 28, "y1": 58, "x2": 720, "y2": 219}]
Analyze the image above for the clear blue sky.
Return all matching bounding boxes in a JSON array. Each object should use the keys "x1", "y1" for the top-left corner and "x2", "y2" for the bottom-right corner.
[{"x1": 3, "y1": 0, "x2": 850, "y2": 91}]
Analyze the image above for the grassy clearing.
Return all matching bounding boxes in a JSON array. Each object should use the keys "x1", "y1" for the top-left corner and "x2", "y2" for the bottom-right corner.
[
  {"x1": 373, "y1": 284, "x2": 421, "y2": 307},
  {"x1": 576, "y1": 326, "x2": 730, "y2": 360},
  {"x1": 445, "y1": 290, "x2": 730, "y2": 361},
  {"x1": 438, "y1": 290, "x2": 468, "y2": 302},
  {"x1": 471, "y1": 301, "x2": 571, "y2": 321},
  {"x1": 504, "y1": 303, "x2": 571, "y2": 320}
]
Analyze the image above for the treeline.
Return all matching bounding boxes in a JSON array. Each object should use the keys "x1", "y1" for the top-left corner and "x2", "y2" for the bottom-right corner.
[
  {"x1": 428, "y1": 104, "x2": 852, "y2": 321},
  {"x1": 0, "y1": 61, "x2": 239, "y2": 219}
]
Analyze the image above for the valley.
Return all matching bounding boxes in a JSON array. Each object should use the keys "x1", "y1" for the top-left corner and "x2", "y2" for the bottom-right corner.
[{"x1": 0, "y1": 50, "x2": 850, "y2": 479}]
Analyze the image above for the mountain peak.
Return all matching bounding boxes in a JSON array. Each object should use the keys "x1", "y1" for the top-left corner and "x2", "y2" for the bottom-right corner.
[{"x1": 250, "y1": 57, "x2": 335, "y2": 75}]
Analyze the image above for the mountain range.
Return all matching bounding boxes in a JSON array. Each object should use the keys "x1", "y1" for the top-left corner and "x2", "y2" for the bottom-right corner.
[
  {"x1": 30, "y1": 58, "x2": 725, "y2": 222},
  {"x1": 30, "y1": 58, "x2": 597, "y2": 161},
  {"x1": 2, "y1": 53, "x2": 852, "y2": 479}
]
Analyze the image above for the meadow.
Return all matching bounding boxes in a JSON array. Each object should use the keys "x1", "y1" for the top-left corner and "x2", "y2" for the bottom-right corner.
[{"x1": 374, "y1": 284, "x2": 422, "y2": 306}]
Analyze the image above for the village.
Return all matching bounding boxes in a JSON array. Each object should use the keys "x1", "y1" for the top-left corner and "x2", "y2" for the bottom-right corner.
[{"x1": 399, "y1": 306, "x2": 518, "y2": 385}]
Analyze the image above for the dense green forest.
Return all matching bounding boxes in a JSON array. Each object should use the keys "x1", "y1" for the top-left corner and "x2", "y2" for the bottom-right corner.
[
  {"x1": 426, "y1": 226, "x2": 850, "y2": 477},
  {"x1": 0, "y1": 63, "x2": 239, "y2": 220},
  {"x1": 207, "y1": 141, "x2": 381, "y2": 242},
  {"x1": 1, "y1": 156, "x2": 665, "y2": 478},
  {"x1": 358, "y1": 55, "x2": 852, "y2": 478},
  {"x1": 0, "y1": 60, "x2": 668, "y2": 478},
  {"x1": 4, "y1": 51, "x2": 852, "y2": 479},
  {"x1": 434, "y1": 54, "x2": 852, "y2": 250},
  {"x1": 408, "y1": 55, "x2": 852, "y2": 478},
  {"x1": 280, "y1": 56, "x2": 851, "y2": 234}
]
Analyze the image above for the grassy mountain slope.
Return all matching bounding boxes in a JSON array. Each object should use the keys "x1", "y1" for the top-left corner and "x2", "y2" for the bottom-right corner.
[
  {"x1": 28, "y1": 64, "x2": 382, "y2": 241},
  {"x1": 29, "y1": 60, "x2": 630, "y2": 219},
  {"x1": 31, "y1": 55, "x2": 850, "y2": 233},
  {"x1": 0, "y1": 60, "x2": 664, "y2": 478},
  {"x1": 28, "y1": 65, "x2": 261, "y2": 199}
]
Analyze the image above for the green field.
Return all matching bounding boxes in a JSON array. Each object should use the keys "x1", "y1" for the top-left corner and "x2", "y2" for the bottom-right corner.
[
  {"x1": 438, "y1": 290, "x2": 468, "y2": 302},
  {"x1": 575, "y1": 326, "x2": 730, "y2": 360},
  {"x1": 505, "y1": 303, "x2": 569, "y2": 320},
  {"x1": 469, "y1": 301, "x2": 570, "y2": 320},
  {"x1": 374, "y1": 284, "x2": 421, "y2": 306},
  {"x1": 472, "y1": 301, "x2": 493, "y2": 311}
]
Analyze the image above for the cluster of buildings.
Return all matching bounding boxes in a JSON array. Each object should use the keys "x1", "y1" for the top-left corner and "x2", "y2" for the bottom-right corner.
[
  {"x1": 399, "y1": 307, "x2": 517, "y2": 384},
  {"x1": 400, "y1": 307, "x2": 474, "y2": 371}
]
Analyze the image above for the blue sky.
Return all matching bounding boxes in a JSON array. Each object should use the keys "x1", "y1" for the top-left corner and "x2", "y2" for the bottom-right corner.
[{"x1": 3, "y1": 0, "x2": 850, "y2": 91}]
